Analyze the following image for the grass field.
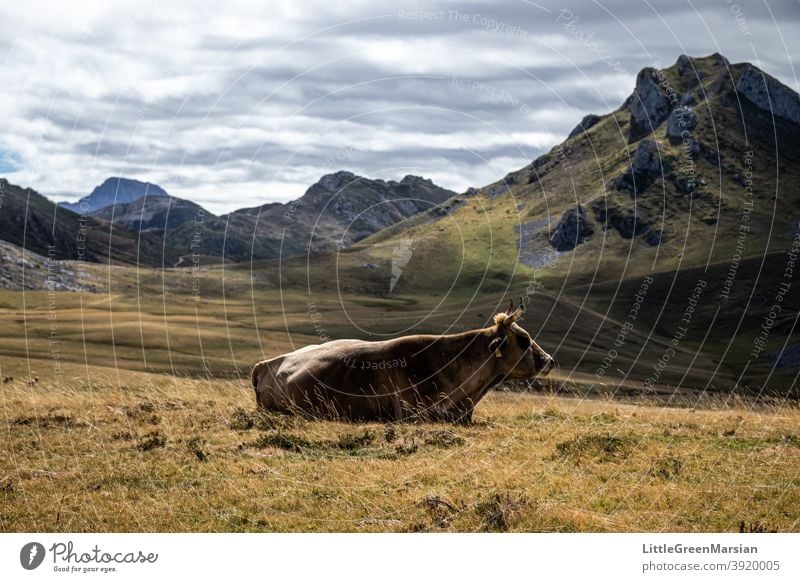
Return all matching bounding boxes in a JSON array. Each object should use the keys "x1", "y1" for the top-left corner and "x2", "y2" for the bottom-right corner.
[
  {"x1": 0, "y1": 249, "x2": 797, "y2": 532},
  {"x1": 1, "y1": 361, "x2": 798, "y2": 532}
]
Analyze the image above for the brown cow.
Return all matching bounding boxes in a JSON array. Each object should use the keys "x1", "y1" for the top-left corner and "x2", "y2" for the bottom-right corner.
[{"x1": 250, "y1": 300, "x2": 554, "y2": 423}]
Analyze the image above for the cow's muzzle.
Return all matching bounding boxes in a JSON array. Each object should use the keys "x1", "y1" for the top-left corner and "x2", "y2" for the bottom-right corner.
[{"x1": 540, "y1": 355, "x2": 556, "y2": 376}]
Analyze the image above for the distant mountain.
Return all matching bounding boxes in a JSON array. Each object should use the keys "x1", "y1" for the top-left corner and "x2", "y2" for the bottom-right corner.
[
  {"x1": 216, "y1": 171, "x2": 458, "y2": 260},
  {"x1": 0, "y1": 179, "x2": 177, "y2": 266},
  {"x1": 60, "y1": 177, "x2": 169, "y2": 214},
  {"x1": 90, "y1": 171, "x2": 457, "y2": 263}
]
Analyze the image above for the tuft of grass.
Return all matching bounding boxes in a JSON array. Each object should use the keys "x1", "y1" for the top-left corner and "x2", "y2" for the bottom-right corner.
[
  {"x1": 555, "y1": 434, "x2": 635, "y2": 462},
  {"x1": 418, "y1": 429, "x2": 465, "y2": 448},
  {"x1": 475, "y1": 492, "x2": 529, "y2": 532},
  {"x1": 0, "y1": 476, "x2": 14, "y2": 493},
  {"x1": 136, "y1": 431, "x2": 167, "y2": 452},
  {"x1": 739, "y1": 521, "x2": 778, "y2": 533},
  {"x1": 590, "y1": 412, "x2": 618, "y2": 425},
  {"x1": 648, "y1": 456, "x2": 683, "y2": 479},
  {"x1": 186, "y1": 437, "x2": 209, "y2": 462},
  {"x1": 228, "y1": 407, "x2": 298, "y2": 431},
  {"x1": 334, "y1": 429, "x2": 375, "y2": 451},
  {"x1": 248, "y1": 432, "x2": 312, "y2": 452},
  {"x1": 423, "y1": 494, "x2": 460, "y2": 529},
  {"x1": 228, "y1": 407, "x2": 256, "y2": 431},
  {"x1": 125, "y1": 402, "x2": 161, "y2": 425}
]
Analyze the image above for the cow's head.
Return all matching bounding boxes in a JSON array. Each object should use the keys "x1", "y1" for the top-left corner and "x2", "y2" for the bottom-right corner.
[{"x1": 488, "y1": 299, "x2": 555, "y2": 378}]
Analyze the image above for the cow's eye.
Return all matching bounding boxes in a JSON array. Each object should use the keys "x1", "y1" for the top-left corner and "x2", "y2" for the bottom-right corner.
[{"x1": 516, "y1": 335, "x2": 531, "y2": 349}]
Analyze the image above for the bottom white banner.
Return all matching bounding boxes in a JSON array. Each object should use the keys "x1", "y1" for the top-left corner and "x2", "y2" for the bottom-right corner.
[{"x1": 1, "y1": 533, "x2": 798, "y2": 581}]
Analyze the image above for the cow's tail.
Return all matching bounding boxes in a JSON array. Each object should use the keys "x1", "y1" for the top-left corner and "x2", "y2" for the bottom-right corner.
[{"x1": 250, "y1": 360, "x2": 270, "y2": 388}]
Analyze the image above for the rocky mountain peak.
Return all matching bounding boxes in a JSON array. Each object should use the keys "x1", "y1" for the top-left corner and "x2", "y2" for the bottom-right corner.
[
  {"x1": 314, "y1": 171, "x2": 359, "y2": 192},
  {"x1": 60, "y1": 177, "x2": 169, "y2": 214},
  {"x1": 399, "y1": 175, "x2": 434, "y2": 186},
  {"x1": 734, "y1": 63, "x2": 800, "y2": 125}
]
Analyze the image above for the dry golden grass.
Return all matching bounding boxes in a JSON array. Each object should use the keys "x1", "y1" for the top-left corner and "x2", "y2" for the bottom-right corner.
[{"x1": 1, "y1": 364, "x2": 798, "y2": 532}]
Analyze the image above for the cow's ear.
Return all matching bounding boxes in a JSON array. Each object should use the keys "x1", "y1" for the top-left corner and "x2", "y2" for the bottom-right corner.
[
  {"x1": 509, "y1": 304, "x2": 525, "y2": 323},
  {"x1": 489, "y1": 337, "x2": 506, "y2": 358}
]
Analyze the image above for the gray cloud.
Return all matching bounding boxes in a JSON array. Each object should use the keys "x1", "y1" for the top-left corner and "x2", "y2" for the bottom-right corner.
[{"x1": 0, "y1": 0, "x2": 797, "y2": 214}]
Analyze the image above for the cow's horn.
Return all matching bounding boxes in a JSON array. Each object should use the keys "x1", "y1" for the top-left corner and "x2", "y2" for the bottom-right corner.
[{"x1": 506, "y1": 298, "x2": 514, "y2": 314}]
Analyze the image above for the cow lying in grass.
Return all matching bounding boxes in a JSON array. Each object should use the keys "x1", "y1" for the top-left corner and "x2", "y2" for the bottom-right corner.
[{"x1": 250, "y1": 300, "x2": 554, "y2": 423}]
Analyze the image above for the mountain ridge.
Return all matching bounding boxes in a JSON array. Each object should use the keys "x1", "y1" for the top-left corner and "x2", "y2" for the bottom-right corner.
[{"x1": 30, "y1": 170, "x2": 458, "y2": 265}]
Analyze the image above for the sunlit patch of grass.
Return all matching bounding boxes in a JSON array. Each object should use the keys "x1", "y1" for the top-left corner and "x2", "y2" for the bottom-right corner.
[{"x1": 1, "y1": 370, "x2": 798, "y2": 532}]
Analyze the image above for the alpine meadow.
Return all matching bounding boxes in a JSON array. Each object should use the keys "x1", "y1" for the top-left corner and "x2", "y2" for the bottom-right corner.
[{"x1": 1, "y1": 2, "x2": 799, "y2": 537}]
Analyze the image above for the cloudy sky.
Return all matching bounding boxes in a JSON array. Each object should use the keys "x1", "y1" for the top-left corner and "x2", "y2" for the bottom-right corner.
[{"x1": 0, "y1": 0, "x2": 797, "y2": 214}]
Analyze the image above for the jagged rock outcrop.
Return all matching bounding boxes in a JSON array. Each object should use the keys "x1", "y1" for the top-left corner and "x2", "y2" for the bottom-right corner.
[
  {"x1": 666, "y1": 106, "x2": 698, "y2": 138},
  {"x1": 633, "y1": 139, "x2": 662, "y2": 173},
  {"x1": 568, "y1": 114, "x2": 601, "y2": 138},
  {"x1": 592, "y1": 198, "x2": 650, "y2": 239},
  {"x1": 676, "y1": 54, "x2": 694, "y2": 77},
  {"x1": 628, "y1": 68, "x2": 673, "y2": 139},
  {"x1": 735, "y1": 65, "x2": 800, "y2": 125},
  {"x1": 549, "y1": 205, "x2": 594, "y2": 251},
  {"x1": 609, "y1": 139, "x2": 664, "y2": 194}
]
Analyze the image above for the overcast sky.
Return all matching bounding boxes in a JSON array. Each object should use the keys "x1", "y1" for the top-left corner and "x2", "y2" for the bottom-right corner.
[{"x1": 0, "y1": 0, "x2": 797, "y2": 214}]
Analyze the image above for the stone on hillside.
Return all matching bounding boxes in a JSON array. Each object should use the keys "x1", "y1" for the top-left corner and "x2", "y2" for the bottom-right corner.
[
  {"x1": 666, "y1": 106, "x2": 698, "y2": 138},
  {"x1": 549, "y1": 205, "x2": 594, "y2": 251},
  {"x1": 644, "y1": 229, "x2": 666, "y2": 246},
  {"x1": 632, "y1": 139, "x2": 662, "y2": 174},
  {"x1": 675, "y1": 175, "x2": 695, "y2": 195},
  {"x1": 568, "y1": 114, "x2": 601, "y2": 138},
  {"x1": 607, "y1": 139, "x2": 663, "y2": 195},
  {"x1": 591, "y1": 199, "x2": 649, "y2": 239},
  {"x1": 676, "y1": 55, "x2": 693, "y2": 76}
]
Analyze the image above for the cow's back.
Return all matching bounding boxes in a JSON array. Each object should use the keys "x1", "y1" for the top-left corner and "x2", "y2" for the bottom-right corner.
[{"x1": 253, "y1": 339, "x2": 418, "y2": 420}]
